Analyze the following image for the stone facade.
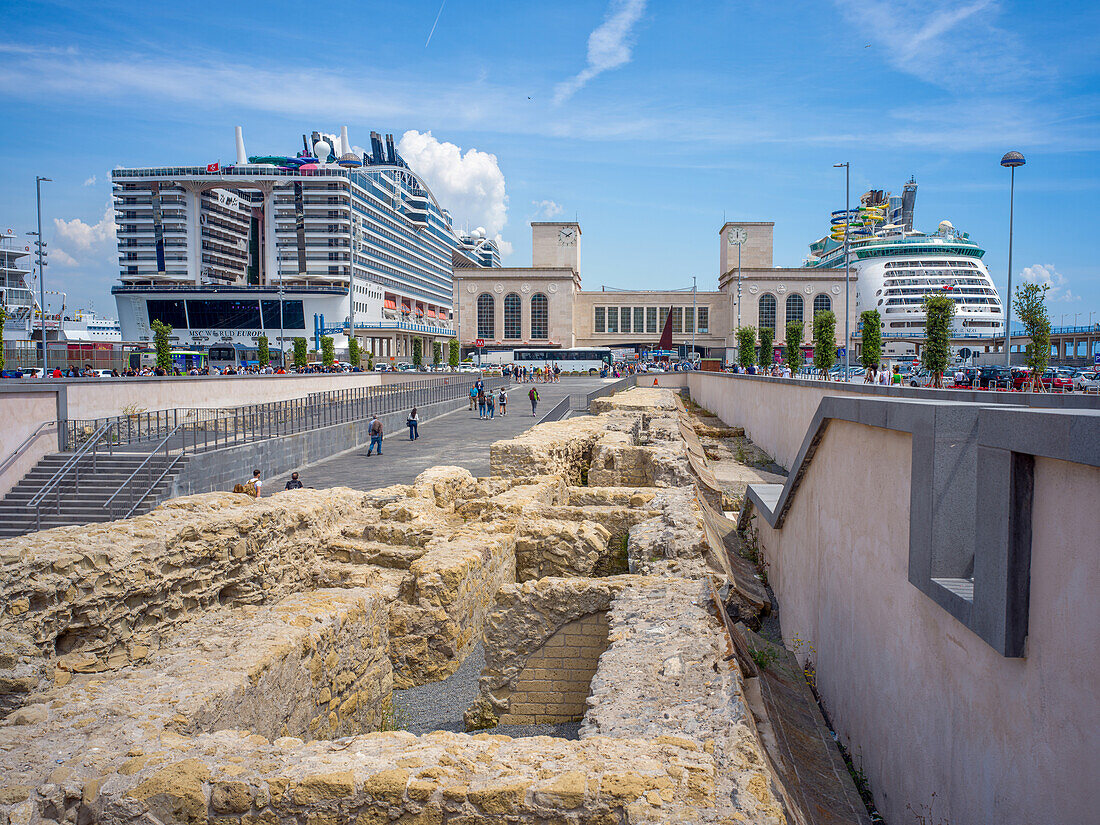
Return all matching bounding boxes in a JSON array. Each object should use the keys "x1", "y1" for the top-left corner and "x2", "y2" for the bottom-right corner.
[{"x1": 452, "y1": 218, "x2": 855, "y2": 360}]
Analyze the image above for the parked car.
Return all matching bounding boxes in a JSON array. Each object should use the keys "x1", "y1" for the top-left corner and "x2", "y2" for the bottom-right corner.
[
  {"x1": 909, "y1": 369, "x2": 934, "y2": 387},
  {"x1": 1042, "y1": 369, "x2": 1074, "y2": 392},
  {"x1": 976, "y1": 366, "x2": 1012, "y2": 389},
  {"x1": 1074, "y1": 371, "x2": 1100, "y2": 391}
]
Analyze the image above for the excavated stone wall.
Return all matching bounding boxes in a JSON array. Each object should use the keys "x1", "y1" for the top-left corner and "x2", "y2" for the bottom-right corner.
[
  {"x1": 0, "y1": 490, "x2": 365, "y2": 672},
  {"x1": 582, "y1": 578, "x2": 785, "y2": 823},
  {"x1": 466, "y1": 576, "x2": 648, "y2": 729},
  {"x1": 0, "y1": 387, "x2": 813, "y2": 825},
  {"x1": 500, "y1": 611, "x2": 610, "y2": 725}
]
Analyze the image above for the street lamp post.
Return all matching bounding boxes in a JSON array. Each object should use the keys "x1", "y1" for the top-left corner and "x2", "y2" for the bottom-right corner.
[
  {"x1": 278, "y1": 246, "x2": 285, "y2": 368},
  {"x1": 34, "y1": 176, "x2": 52, "y2": 374},
  {"x1": 1001, "y1": 151, "x2": 1025, "y2": 368},
  {"x1": 833, "y1": 163, "x2": 850, "y2": 377},
  {"x1": 691, "y1": 276, "x2": 696, "y2": 362}
]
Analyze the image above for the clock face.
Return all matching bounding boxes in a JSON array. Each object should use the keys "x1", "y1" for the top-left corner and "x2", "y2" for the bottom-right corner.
[
  {"x1": 727, "y1": 227, "x2": 748, "y2": 246},
  {"x1": 558, "y1": 228, "x2": 575, "y2": 245}
]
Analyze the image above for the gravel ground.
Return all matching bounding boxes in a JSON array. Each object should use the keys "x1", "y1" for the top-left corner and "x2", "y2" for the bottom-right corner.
[{"x1": 391, "y1": 642, "x2": 580, "y2": 740}]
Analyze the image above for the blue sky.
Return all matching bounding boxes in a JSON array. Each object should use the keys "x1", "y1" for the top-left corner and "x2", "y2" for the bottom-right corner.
[{"x1": 1, "y1": 0, "x2": 1098, "y2": 323}]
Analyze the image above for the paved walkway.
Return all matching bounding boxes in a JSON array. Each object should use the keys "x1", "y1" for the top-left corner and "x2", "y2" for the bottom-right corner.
[{"x1": 269, "y1": 377, "x2": 614, "y2": 491}]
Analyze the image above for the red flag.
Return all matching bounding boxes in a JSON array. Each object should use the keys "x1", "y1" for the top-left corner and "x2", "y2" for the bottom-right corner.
[
  {"x1": 206, "y1": 162, "x2": 220, "y2": 173},
  {"x1": 941, "y1": 283, "x2": 954, "y2": 291},
  {"x1": 657, "y1": 306, "x2": 674, "y2": 350}
]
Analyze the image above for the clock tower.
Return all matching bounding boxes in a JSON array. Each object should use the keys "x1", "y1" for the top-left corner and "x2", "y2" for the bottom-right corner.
[
  {"x1": 720, "y1": 221, "x2": 773, "y2": 275},
  {"x1": 532, "y1": 222, "x2": 581, "y2": 273}
]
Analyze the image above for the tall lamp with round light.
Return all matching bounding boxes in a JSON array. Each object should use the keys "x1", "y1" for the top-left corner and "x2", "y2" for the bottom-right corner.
[{"x1": 1000, "y1": 151, "x2": 1025, "y2": 368}]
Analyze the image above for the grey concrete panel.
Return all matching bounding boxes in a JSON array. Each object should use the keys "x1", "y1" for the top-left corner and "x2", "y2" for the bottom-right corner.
[{"x1": 742, "y1": 390, "x2": 1098, "y2": 656}]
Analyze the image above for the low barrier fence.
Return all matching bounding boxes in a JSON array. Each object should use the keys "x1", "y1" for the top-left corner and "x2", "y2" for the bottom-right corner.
[
  {"x1": 581, "y1": 376, "x2": 634, "y2": 409},
  {"x1": 62, "y1": 375, "x2": 504, "y2": 454}
]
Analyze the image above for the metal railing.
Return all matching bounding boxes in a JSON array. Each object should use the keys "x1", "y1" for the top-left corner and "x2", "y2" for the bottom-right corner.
[
  {"x1": 63, "y1": 375, "x2": 503, "y2": 455},
  {"x1": 28, "y1": 422, "x2": 115, "y2": 531},
  {"x1": 583, "y1": 376, "x2": 635, "y2": 409},
  {"x1": 0, "y1": 420, "x2": 58, "y2": 478},
  {"x1": 103, "y1": 425, "x2": 186, "y2": 520},
  {"x1": 539, "y1": 397, "x2": 572, "y2": 424}
]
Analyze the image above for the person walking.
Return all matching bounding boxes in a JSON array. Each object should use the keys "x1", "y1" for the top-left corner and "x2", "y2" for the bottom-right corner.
[
  {"x1": 487, "y1": 392, "x2": 496, "y2": 419},
  {"x1": 891, "y1": 365, "x2": 903, "y2": 386},
  {"x1": 469, "y1": 385, "x2": 477, "y2": 411},
  {"x1": 366, "y1": 415, "x2": 384, "y2": 456},
  {"x1": 406, "y1": 407, "x2": 420, "y2": 440},
  {"x1": 529, "y1": 385, "x2": 539, "y2": 417},
  {"x1": 477, "y1": 388, "x2": 487, "y2": 419},
  {"x1": 246, "y1": 469, "x2": 263, "y2": 497},
  {"x1": 284, "y1": 472, "x2": 304, "y2": 490},
  {"x1": 498, "y1": 386, "x2": 508, "y2": 416}
]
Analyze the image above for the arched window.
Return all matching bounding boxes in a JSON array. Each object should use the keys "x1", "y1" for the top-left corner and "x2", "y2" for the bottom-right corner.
[
  {"x1": 476, "y1": 293, "x2": 495, "y2": 340},
  {"x1": 785, "y1": 294, "x2": 804, "y2": 328},
  {"x1": 530, "y1": 293, "x2": 549, "y2": 339},
  {"x1": 503, "y1": 293, "x2": 521, "y2": 339},
  {"x1": 758, "y1": 293, "x2": 777, "y2": 331},
  {"x1": 813, "y1": 294, "x2": 832, "y2": 316}
]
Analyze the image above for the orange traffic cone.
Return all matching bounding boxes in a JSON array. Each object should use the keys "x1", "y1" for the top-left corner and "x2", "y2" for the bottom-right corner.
[{"x1": 653, "y1": 377, "x2": 659, "y2": 386}]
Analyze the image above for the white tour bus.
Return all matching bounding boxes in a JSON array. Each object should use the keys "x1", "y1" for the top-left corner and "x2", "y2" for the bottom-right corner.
[{"x1": 511, "y1": 347, "x2": 613, "y2": 374}]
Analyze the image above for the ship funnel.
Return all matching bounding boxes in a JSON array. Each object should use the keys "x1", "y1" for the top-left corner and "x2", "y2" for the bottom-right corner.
[
  {"x1": 235, "y1": 126, "x2": 247, "y2": 165},
  {"x1": 340, "y1": 126, "x2": 350, "y2": 156}
]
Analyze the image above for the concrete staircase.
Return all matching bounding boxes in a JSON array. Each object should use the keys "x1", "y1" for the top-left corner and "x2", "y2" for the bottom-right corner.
[{"x1": 0, "y1": 452, "x2": 188, "y2": 539}]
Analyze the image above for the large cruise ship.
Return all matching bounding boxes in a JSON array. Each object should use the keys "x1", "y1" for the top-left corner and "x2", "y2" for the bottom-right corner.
[
  {"x1": 804, "y1": 179, "x2": 1003, "y2": 358},
  {"x1": 1, "y1": 231, "x2": 35, "y2": 342},
  {"x1": 111, "y1": 126, "x2": 500, "y2": 362}
]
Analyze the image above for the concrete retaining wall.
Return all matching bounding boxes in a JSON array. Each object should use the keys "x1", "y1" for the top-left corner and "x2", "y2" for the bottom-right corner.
[
  {"x1": 742, "y1": 401, "x2": 1100, "y2": 823},
  {"x1": 0, "y1": 390, "x2": 61, "y2": 498},
  {"x1": 0, "y1": 374, "x2": 384, "y2": 496},
  {"x1": 682, "y1": 371, "x2": 1100, "y2": 469}
]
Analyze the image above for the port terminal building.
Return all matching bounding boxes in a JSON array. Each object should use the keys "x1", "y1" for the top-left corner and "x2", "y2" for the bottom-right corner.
[{"x1": 452, "y1": 221, "x2": 855, "y2": 363}]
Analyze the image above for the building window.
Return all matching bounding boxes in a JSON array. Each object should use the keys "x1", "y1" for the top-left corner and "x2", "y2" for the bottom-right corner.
[
  {"x1": 813, "y1": 294, "x2": 832, "y2": 316},
  {"x1": 531, "y1": 293, "x2": 548, "y2": 339},
  {"x1": 697, "y1": 307, "x2": 709, "y2": 333},
  {"x1": 504, "y1": 293, "x2": 521, "y2": 339},
  {"x1": 477, "y1": 293, "x2": 495, "y2": 340},
  {"x1": 594, "y1": 306, "x2": 606, "y2": 333},
  {"x1": 786, "y1": 294, "x2": 804, "y2": 328},
  {"x1": 607, "y1": 306, "x2": 618, "y2": 333},
  {"x1": 646, "y1": 307, "x2": 658, "y2": 333},
  {"x1": 684, "y1": 308, "x2": 694, "y2": 334},
  {"x1": 634, "y1": 307, "x2": 644, "y2": 333},
  {"x1": 659, "y1": 306, "x2": 670, "y2": 332},
  {"x1": 621, "y1": 307, "x2": 632, "y2": 333},
  {"x1": 671, "y1": 307, "x2": 683, "y2": 334},
  {"x1": 759, "y1": 294, "x2": 777, "y2": 330}
]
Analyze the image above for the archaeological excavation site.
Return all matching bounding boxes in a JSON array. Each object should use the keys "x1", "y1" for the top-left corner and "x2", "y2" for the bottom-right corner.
[{"x1": 0, "y1": 387, "x2": 872, "y2": 825}]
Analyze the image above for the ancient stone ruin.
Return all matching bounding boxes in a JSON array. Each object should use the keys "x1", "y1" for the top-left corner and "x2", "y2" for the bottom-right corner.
[{"x1": 0, "y1": 387, "x2": 861, "y2": 824}]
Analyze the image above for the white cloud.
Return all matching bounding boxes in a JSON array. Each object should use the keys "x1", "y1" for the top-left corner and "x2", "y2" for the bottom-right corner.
[
  {"x1": 835, "y1": 0, "x2": 1039, "y2": 90},
  {"x1": 492, "y1": 234, "x2": 514, "y2": 258},
  {"x1": 554, "y1": 0, "x2": 647, "y2": 104},
  {"x1": 532, "y1": 199, "x2": 564, "y2": 218},
  {"x1": 83, "y1": 175, "x2": 96, "y2": 186},
  {"x1": 52, "y1": 203, "x2": 115, "y2": 269},
  {"x1": 1020, "y1": 264, "x2": 1081, "y2": 303},
  {"x1": 397, "y1": 130, "x2": 509, "y2": 238},
  {"x1": 54, "y1": 203, "x2": 115, "y2": 250},
  {"x1": 52, "y1": 248, "x2": 80, "y2": 267}
]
